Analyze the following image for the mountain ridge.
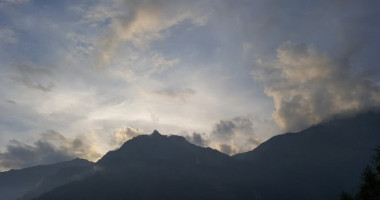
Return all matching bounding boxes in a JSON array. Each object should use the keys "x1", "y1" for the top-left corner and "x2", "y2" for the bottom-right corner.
[
  {"x1": 34, "y1": 130, "x2": 256, "y2": 200},
  {"x1": 0, "y1": 158, "x2": 93, "y2": 200},
  {"x1": 234, "y1": 110, "x2": 380, "y2": 199},
  {"x1": 1, "y1": 111, "x2": 380, "y2": 200}
]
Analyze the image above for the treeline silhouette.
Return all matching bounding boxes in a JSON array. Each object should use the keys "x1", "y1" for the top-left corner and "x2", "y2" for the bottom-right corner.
[{"x1": 341, "y1": 146, "x2": 380, "y2": 200}]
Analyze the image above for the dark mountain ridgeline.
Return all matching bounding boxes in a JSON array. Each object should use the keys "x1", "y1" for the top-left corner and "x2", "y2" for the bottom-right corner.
[
  {"x1": 1, "y1": 111, "x2": 379, "y2": 200},
  {"x1": 34, "y1": 131, "x2": 256, "y2": 200},
  {"x1": 234, "y1": 111, "x2": 380, "y2": 199},
  {"x1": 0, "y1": 158, "x2": 92, "y2": 200},
  {"x1": 19, "y1": 161, "x2": 96, "y2": 200}
]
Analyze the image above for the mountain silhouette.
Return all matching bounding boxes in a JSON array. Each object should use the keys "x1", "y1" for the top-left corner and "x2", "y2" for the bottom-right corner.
[
  {"x1": 2, "y1": 111, "x2": 380, "y2": 200},
  {"x1": 18, "y1": 159, "x2": 96, "y2": 200},
  {"x1": 0, "y1": 158, "x2": 92, "y2": 200},
  {"x1": 34, "y1": 130, "x2": 255, "y2": 200},
  {"x1": 235, "y1": 111, "x2": 380, "y2": 199}
]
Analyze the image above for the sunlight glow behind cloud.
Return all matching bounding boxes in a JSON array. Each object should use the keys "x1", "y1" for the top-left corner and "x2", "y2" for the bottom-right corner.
[{"x1": 0, "y1": 0, "x2": 379, "y2": 171}]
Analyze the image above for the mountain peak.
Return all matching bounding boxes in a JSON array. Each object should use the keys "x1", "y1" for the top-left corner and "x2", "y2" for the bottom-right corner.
[
  {"x1": 97, "y1": 131, "x2": 231, "y2": 169},
  {"x1": 151, "y1": 130, "x2": 162, "y2": 136}
]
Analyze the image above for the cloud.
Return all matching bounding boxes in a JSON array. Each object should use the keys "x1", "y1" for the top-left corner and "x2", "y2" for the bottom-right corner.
[
  {"x1": 212, "y1": 120, "x2": 236, "y2": 140},
  {"x1": 1, "y1": 0, "x2": 28, "y2": 3},
  {"x1": 211, "y1": 116, "x2": 261, "y2": 154},
  {"x1": 0, "y1": 0, "x2": 28, "y2": 5},
  {"x1": 5, "y1": 99, "x2": 16, "y2": 104},
  {"x1": 154, "y1": 88, "x2": 196, "y2": 101},
  {"x1": 97, "y1": 0, "x2": 208, "y2": 66},
  {"x1": 79, "y1": 4, "x2": 116, "y2": 26},
  {"x1": 1, "y1": 0, "x2": 377, "y2": 166},
  {"x1": 185, "y1": 132, "x2": 207, "y2": 147},
  {"x1": 145, "y1": 53, "x2": 180, "y2": 76},
  {"x1": 10, "y1": 64, "x2": 54, "y2": 92},
  {"x1": 212, "y1": 117, "x2": 258, "y2": 141},
  {"x1": 111, "y1": 126, "x2": 143, "y2": 147},
  {"x1": 0, "y1": 130, "x2": 101, "y2": 171},
  {"x1": 218, "y1": 144, "x2": 236, "y2": 155},
  {"x1": 253, "y1": 42, "x2": 380, "y2": 132},
  {"x1": 0, "y1": 28, "x2": 17, "y2": 44}
]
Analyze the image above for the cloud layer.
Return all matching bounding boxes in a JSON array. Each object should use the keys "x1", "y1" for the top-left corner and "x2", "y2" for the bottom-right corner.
[
  {"x1": 0, "y1": 130, "x2": 101, "y2": 171},
  {"x1": 254, "y1": 42, "x2": 380, "y2": 132}
]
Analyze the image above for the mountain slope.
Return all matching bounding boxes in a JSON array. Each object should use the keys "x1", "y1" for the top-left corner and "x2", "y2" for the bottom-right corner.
[
  {"x1": 234, "y1": 111, "x2": 380, "y2": 200},
  {"x1": 19, "y1": 160, "x2": 96, "y2": 200},
  {"x1": 0, "y1": 158, "x2": 92, "y2": 200},
  {"x1": 14, "y1": 111, "x2": 380, "y2": 200},
  {"x1": 98, "y1": 130, "x2": 239, "y2": 169},
  {"x1": 35, "y1": 131, "x2": 255, "y2": 200}
]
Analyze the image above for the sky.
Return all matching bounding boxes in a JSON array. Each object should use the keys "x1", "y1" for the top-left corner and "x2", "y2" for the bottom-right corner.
[{"x1": 0, "y1": 0, "x2": 380, "y2": 171}]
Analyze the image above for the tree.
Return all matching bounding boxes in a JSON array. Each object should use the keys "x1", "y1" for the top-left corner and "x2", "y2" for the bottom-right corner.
[
  {"x1": 341, "y1": 146, "x2": 380, "y2": 200},
  {"x1": 358, "y1": 166, "x2": 378, "y2": 200},
  {"x1": 374, "y1": 146, "x2": 380, "y2": 175}
]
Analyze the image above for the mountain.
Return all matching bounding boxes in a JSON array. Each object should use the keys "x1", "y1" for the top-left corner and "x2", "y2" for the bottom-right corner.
[
  {"x1": 34, "y1": 131, "x2": 255, "y2": 200},
  {"x1": 0, "y1": 158, "x2": 92, "y2": 200},
  {"x1": 234, "y1": 111, "x2": 380, "y2": 199},
  {"x1": 2, "y1": 111, "x2": 380, "y2": 200},
  {"x1": 19, "y1": 159, "x2": 96, "y2": 200}
]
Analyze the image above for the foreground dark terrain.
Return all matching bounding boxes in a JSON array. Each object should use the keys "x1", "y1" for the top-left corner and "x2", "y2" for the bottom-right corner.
[{"x1": 1, "y1": 111, "x2": 380, "y2": 200}]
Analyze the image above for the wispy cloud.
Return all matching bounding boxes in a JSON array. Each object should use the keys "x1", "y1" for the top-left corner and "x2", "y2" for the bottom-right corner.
[
  {"x1": 0, "y1": 0, "x2": 28, "y2": 3},
  {"x1": 145, "y1": 53, "x2": 180, "y2": 76},
  {"x1": 154, "y1": 88, "x2": 196, "y2": 101},
  {"x1": 96, "y1": 0, "x2": 208, "y2": 66},
  {"x1": 10, "y1": 64, "x2": 54, "y2": 92},
  {"x1": 0, "y1": 0, "x2": 29, "y2": 7},
  {"x1": 0, "y1": 28, "x2": 17, "y2": 44}
]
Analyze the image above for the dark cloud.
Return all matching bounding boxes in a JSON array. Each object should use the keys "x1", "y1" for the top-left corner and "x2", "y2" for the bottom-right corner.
[
  {"x1": 185, "y1": 132, "x2": 208, "y2": 147},
  {"x1": 212, "y1": 116, "x2": 256, "y2": 140},
  {"x1": 0, "y1": 130, "x2": 101, "y2": 171},
  {"x1": 19, "y1": 81, "x2": 53, "y2": 92},
  {"x1": 11, "y1": 64, "x2": 54, "y2": 92},
  {"x1": 211, "y1": 116, "x2": 261, "y2": 154},
  {"x1": 5, "y1": 100, "x2": 16, "y2": 104},
  {"x1": 212, "y1": 120, "x2": 236, "y2": 140}
]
